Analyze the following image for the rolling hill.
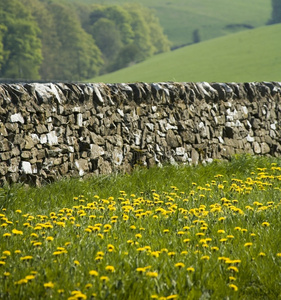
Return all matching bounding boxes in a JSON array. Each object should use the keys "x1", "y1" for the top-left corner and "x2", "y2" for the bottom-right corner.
[
  {"x1": 90, "y1": 23, "x2": 281, "y2": 84},
  {"x1": 67, "y1": 0, "x2": 271, "y2": 47}
]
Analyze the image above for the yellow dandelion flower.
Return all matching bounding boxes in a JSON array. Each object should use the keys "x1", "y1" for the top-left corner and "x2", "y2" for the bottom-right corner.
[
  {"x1": 146, "y1": 272, "x2": 158, "y2": 278},
  {"x1": 0, "y1": 261, "x2": 5, "y2": 266},
  {"x1": 211, "y1": 247, "x2": 219, "y2": 252},
  {"x1": 258, "y1": 252, "x2": 266, "y2": 257},
  {"x1": 262, "y1": 222, "x2": 270, "y2": 227},
  {"x1": 4, "y1": 272, "x2": 10, "y2": 277},
  {"x1": 107, "y1": 244, "x2": 115, "y2": 252},
  {"x1": 167, "y1": 295, "x2": 178, "y2": 300},
  {"x1": 12, "y1": 229, "x2": 23, "y2": 235},
  {"x1": 74, "y1": 260, "x2": 80, "y2": 266},
  {"x1": 135, "y1": 233, "x2": 142, "y2": 239},
  {"x1": 174, "y1": 262, "x2": 185, "y2": 269},
  {"x1": 20, "y1": 256, "x2": 33, "y2": 261},
  {"x1": 46, "y1": 236, "x2": 54, "y2": 242},
  {"x1": 25, "y1": 275, "x2": 35, "y2": 281},
  {"x1": 168, "y1": 252, "x2": 176, "y2": 257},
  {"x1": 186, "y1": 267, "x2": 195, "y2": 273},
  {"x1": 201, "y1": 255, "x2": 210, "y2": 261},
  {"x1": 244, "y1": 242, "x2": 253, "y2": 248},
  {"x1": 229, "y1": 276, "x2": 236, "y2": 282},
  {"x1": 44, "y1": 282, "x2": 54, "y2": 288},
  {"x1": 100, "y1": 276, "x2": 109, "y2": 282},
  {"x1": 136, "y1": 267, "x2": 146, "y2": 274},
  {"x1": 227, "y1": 266, "x2": 239, "y2": 273},
  {"x1": 229, "y1": 284, "x2": 238, "y2": 291},
  {"x1": 105, "y1": 265, "x2": 115, "y2": 273},
  {"x1": 15, "y1": 279, "x2": 28, "y2": 285},
  {"x1": 217, "y1": 229, "x2": 225, "y2": 234},
  {"x1": 89, "y1": 270, "x2": 99, "y2": 276},
  {"x1": 2, "y1": 251, "x2": 11, "y2": 256},
  {"x1": 276, "y1": 253, "x2": 281, "y2": 257}
]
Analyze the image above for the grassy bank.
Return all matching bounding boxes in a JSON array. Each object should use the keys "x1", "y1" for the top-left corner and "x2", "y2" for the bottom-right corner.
[
  {"x1": 1, "y1": 155, "x2": 281, "y2": 299},
  {"x1": 91, "y1": 23, "x2": 281, "y2": 84}
]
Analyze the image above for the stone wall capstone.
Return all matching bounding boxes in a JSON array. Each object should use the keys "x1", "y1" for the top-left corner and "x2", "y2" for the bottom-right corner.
[{"x1": 0, "y1": 81, "x2": 281, "y2": 185}]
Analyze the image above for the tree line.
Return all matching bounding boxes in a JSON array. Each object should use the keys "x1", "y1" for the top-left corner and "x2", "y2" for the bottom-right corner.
[{"x1": 0, "y1": 0, "x2": 170, "y2": 81}]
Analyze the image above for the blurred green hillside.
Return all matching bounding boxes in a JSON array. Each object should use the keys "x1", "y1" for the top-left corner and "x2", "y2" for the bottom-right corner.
[
  {"x1": 67, "y1": 0, "x2": 271, "y2": 48},
  {"x1": 91, "y1": 23, "x2": 281, "y2": 83}
]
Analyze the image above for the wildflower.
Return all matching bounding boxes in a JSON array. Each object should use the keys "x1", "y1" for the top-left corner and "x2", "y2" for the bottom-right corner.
[
  {"x1": 229, "y1": 276, "x2": 236, "y2": 282},
  {"x1": 146, "y1": 272, "x2": 158, "y2": 278},
  {"x1": 4, "y1": 272, "x2": 10, "y2": 276},
  {"x1": 181, "y1": 251, "x2": 188, "y2": 255},
  {"x1": 135, "y1": 233, "x2": 142, "y2": 239},
  {"x1": 136, "y1": 267, "x2": 146, "y2": 274},
  {"x1": 89, "y1": 270, "x2": 98, "y2": 276},
  {"x1": 20, "y1": 256, "x2": 33, "y2": 261},
  {"x1": 46, "y1": 236, "x2": 54, "y2": 242},
  {"x1": 183, "y1": 239, "x2": 190, "y2": 243},
  {"x1": 211, "y1": 246, "x2": 219, "y2": 252},
  {"x1": 15, "y1": 279, "x2": 28, "y2": 285},
  {"x1": 258, "y1": 252, "x2": 266, "y2": 257},
  {"x1": 276, "y1": 253, "x2": 281, "y2": 257},
  {"x1": 174, "y1": 262, "x2": 185, "y2": 269},
  {"x1": 228, "y1": 284, "x2": 238, "y2": 291},
  {"x1": 74, "y1": 260, "x2": 80, "y2": 266},
  {"x1": 0, "y1": 261, "x2": 5, "y2": 266},
  {"x1": 100, "y1": 276, "x2": 109, "y2": 283},
  {"x1": 12, "y1": 229, "x2": 23, "y2": 235},
  {"x1": 44, "y1": 282, "x2": 54, "y2": 288},
  {"x1": 201, "y1": 255, "x2": 210, "y2": 261},
  {"x1": 244, "y1": 242, "x2": 253, "y2": 248},
  {"x1": 168, "y1": 252, "x2": 176, "y2": 257},
  {"x1": 105, "y1": 265, "x2": 115, "y2": 273},
  {"x1": 25, "y1": 275, "x2": 35, "y2": 281},
  {"x1": 107, "y1": 244, "x2": 115, "y2": 252},
  {"x1": 167, "y1": 295, "x2": 178, "y2": 299},
  {"x1": 2, "y1": 251, "x2": 11, "y2": 256},
  {"x1": 217, "y1": 229, "x2": 225, "y2": 234},
  {"x1": 163, "y1": 229, "x2": 169, "y2": 234},
  {"x1": 85, "y1": 283, "x2": 92, "y2": 289},
  {"x1": 227, "y1": 266, "x2": 239, "y2": 273},
  {"x1": 262, "y1": 222, "x2": 270, "y2": 227},
  {"x1": 186, "y1": 267, "x2": 195, "y2": 273}
]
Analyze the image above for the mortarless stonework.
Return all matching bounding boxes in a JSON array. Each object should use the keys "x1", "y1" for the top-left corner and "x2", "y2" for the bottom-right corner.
[{"x1": 0, "y1": 81, "x2": 281, "y2": 185}]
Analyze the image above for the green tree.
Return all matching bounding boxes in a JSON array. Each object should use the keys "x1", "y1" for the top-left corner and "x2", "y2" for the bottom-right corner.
[
  {"x1": 268, "y1": 0, "x2": 281, "y2": 24},
  {"x1": 0, "y1": 25, "x2": 6, "y2": 70},
  {"x1": 86, "y1": 4, "x2": 170, "y2": 73},
  {"x1": 21, "y1": 0, "x2": 61, "y2": 80},
  {"x1": 0, "y1": 0, "x2": 42, "y2": 79}
]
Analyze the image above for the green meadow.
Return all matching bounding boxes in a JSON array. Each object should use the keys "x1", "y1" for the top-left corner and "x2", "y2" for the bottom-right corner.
[
  {"x1": 68, "y1": 0, "x2": 271, "y2": 47},
  {"x1": 91, "y1": 24, "x2": 281, "y2": 84},
  {"x1": 1, "y1": 155, "x2": 281, "y2": 299}
]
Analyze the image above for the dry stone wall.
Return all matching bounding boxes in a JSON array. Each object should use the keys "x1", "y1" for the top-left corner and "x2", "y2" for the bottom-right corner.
[{"x1": 0, "y1": 81, "x2": 281, "y2": 185}]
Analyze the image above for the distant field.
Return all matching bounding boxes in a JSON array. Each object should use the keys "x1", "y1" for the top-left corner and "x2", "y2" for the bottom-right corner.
[
  {"x1": 67, "y1": 0, "x2": 271, "y2": 47},
  {"x1": 90, "y1": 24, "x2": 281, "y2": 84}
]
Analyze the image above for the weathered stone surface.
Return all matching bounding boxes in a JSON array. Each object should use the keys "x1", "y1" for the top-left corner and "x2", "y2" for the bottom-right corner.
[{"x1": 0, "y1": 81, "x2": 281, "y2": 185}]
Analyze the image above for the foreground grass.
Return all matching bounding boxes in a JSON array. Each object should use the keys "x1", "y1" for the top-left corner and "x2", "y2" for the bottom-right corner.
[
  {"x1": 91, "y1": 23, "x2": 281, "y2": 83},
  {"x1": 1, "y1": 155, "x2": 281, "y2": 299}
]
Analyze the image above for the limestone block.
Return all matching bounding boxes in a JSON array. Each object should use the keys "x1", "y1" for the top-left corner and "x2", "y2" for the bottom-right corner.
[
  {"x1": 10, "y1": 113, "x2": 24, "y2": 124},
  {"x1": 21, "y1": 161, "x2": 33, "y2": 174}
]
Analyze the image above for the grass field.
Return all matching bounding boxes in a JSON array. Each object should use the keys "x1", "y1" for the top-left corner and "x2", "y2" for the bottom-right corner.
[
  {"x1": 1, "y1": 155, "x2": 281, "y2": 299},
  {"x1": 90, "y1": 23, "x2": 281, "y2": 84},
  {"x1": 67, "y1": 0, "x2": 271, "y2": 47}
]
